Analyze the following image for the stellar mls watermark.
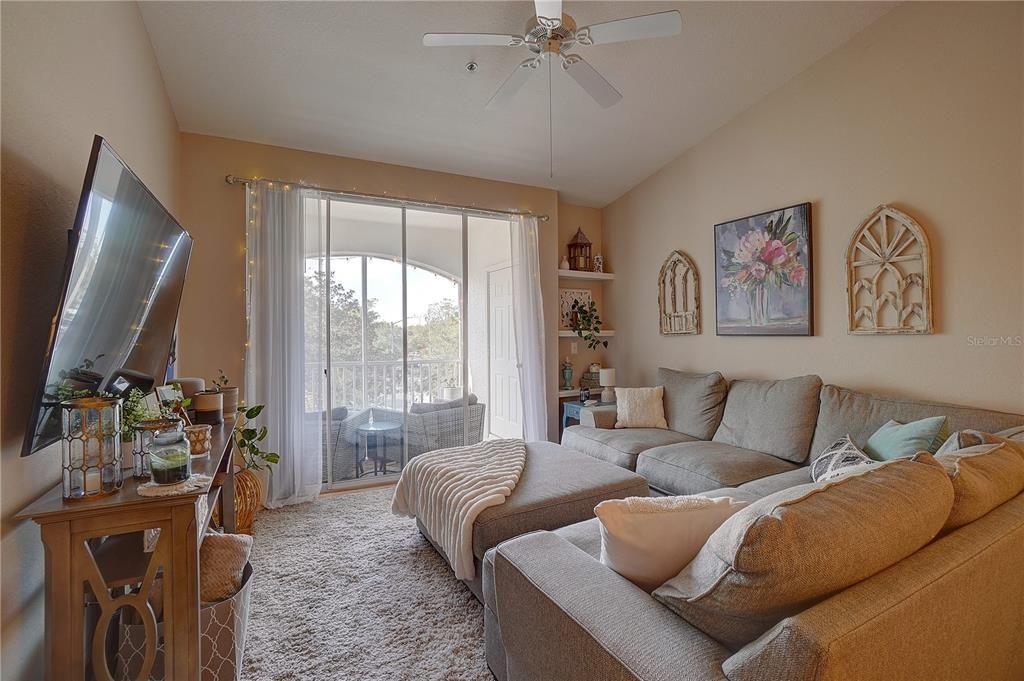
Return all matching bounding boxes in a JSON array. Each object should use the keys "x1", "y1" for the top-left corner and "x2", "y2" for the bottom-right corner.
[{"x1": 966, "y1": 335, "x2": 1024, "y2": 347}]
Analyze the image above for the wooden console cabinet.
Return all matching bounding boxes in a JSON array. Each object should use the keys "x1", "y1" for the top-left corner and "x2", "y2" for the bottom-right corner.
[{"x1": 17, "y1": 423, "x2": 237, "y2": 681}]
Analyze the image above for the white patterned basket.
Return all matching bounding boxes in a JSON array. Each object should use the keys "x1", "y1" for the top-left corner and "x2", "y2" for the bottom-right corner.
[{"x1": 117, "y1": 563, "x2": 253, "y2": 681}]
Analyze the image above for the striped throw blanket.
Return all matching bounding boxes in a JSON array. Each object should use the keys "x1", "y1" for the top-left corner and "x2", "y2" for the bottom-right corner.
[{"x1": 392, "y1": 438, "x2": 526, "y2": 580}]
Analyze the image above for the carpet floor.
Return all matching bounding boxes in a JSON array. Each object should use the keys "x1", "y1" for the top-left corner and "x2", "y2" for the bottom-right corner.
[{"x1": 241, "y1": 486, "x2": 492, "y2": 681}]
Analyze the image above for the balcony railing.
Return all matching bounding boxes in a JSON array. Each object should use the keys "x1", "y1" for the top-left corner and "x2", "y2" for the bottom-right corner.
[{"x1": 304, "y1": 358, "x2": 462, "y2": 412}]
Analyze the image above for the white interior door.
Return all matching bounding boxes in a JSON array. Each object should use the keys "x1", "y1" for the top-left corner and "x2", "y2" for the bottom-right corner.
[{"x1": 488, "y1": 267, "x2": 522, "y2": 439}]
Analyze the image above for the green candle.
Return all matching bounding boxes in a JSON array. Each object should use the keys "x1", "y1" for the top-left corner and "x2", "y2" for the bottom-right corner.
[{"x1": 150, "y1": 433, "x2": 191, "y2": 485}]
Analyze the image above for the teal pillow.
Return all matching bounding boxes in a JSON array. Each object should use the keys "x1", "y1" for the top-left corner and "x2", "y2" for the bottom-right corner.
[{"x1": 864, "y1": 417, "x2": 948, "y2": 461}]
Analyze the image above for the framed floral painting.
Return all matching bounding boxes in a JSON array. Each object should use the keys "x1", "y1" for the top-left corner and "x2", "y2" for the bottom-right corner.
[{"x1": 714, "y1": 203, "x2": 813, "y2": 336}]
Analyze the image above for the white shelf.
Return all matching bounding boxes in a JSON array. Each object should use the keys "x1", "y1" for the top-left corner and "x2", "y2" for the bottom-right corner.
[
  {"x1": 559, "y1": 270, "x2": 615, "y2": 281},
  {"x1": 558, "y1": 330, "x2": 615, "y2": 338}
]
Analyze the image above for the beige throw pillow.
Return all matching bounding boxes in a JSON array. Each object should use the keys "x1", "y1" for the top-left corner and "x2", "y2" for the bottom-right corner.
[
  {"x1": 614, "y1": 386, "x2": 667, "y2": 429},
  {"x1": 595, "y1": 495, "x2": 748, "y2": 592},
  {"x1": 653, "y1": 457, "x2": 954, "y2": 649},
  {"x1": 936, "y1": 439, "x2": 1024, "y2": 531},
  {"x1": 200, "y1": 532, "x2": 254, "y2": 603}
]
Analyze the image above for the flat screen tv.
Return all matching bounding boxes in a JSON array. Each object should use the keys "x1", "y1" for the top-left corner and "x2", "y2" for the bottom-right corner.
[{"x1": 22, "y1": 135, "x2": 193, "y2": 456}]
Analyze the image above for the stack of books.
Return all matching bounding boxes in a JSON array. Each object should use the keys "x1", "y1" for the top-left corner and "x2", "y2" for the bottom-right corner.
[{"x1": 580, "y1": 371, "x2": 601, "y2": 390}]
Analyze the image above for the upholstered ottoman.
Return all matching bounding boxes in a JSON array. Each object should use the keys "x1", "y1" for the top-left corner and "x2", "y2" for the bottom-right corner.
[{"x1": 416, "y1": 440, "x2": 648, "y2": 600}]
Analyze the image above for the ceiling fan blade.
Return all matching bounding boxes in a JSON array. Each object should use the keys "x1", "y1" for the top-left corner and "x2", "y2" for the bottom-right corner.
[
  {"x1": 423, "y1": 33, "x2": 524, "y2": 47},
  {"x1": 535, "y1": 0, "x2": 562, "y2": 28},
  {"x1": 576, "y1": 11, "x2": 682, "y2": 46},
  {"x1": 561, "y1": 54, "x2": 622, "y2": 108},
  {"x1": 486, "y1": 58, "x2": 542, "y2": 109}
]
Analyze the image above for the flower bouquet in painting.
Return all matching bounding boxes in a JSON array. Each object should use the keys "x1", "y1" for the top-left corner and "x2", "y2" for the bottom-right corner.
[{"x1": 714, "y1": 203, "x2": 812, "y2": 335}]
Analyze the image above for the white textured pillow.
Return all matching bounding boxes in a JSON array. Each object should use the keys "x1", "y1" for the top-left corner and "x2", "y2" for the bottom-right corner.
[
  {"x1": 594, "y1": 495, "x2": 748, "y2": 592},
  {"x1": 614, "y1": 386, "x2": 667, "y2": 429}
]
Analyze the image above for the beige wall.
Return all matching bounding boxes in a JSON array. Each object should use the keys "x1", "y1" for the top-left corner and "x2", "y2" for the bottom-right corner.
[
  {"x1": 176, "y1": 133, "x2": 562, "y2": 440},
  {"x1": 0, "y1": 3, "x2": 180, "y2": 679},
  {"x1": 604, "y1": 2, "x2": 1024, "y2": 414}
]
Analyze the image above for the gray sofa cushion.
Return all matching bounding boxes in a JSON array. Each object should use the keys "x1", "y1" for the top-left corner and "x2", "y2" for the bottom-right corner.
[
  {"x1": 654, "y1": 457, "x2": 954, "y2": 650},
  {"x1": 657, "y1": 368, "x2": 729, "y2": 440},
  {"x1": 561, "y1": 425, "x2": 695, "y2": 470},
  {"x1": 713, "y1": 375, "x2": 822, "y2": 464},
  {"x1": 553, "y1": 517, "x2": 603, "y2": 559},
  {"x1": 409, "y1": 392, "x2": 479, "y2": 414},
  {"x1": 809, "y1": 385, "x2": 1024, "y2": 460},
  {"x1": 636, "y1": 441, "x2": 799, "y2": 496},
  {"x1": 472, "y1": 441, "x2": 648, "y2": 559},
  {"x1": 736, "y1": 467, "x2": 814, "y2": 498}
]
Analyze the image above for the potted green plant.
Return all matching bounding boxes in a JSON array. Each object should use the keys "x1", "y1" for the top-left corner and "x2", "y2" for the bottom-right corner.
[
  {"x1": 441, "y1": 378, "x2": 460, "y2": 401},
  {"x1": 231, "y1": 403, "x2": 279, "y2": 534},
  {"x1": 211, "y1": 369, "x2": 240, "y2": 418},
  {"x1": 120, "y1": 388, "x2": 158, "y2": 463},
  {"x1": 570, "y1": 299, "x2": 609, "y2": 350}
]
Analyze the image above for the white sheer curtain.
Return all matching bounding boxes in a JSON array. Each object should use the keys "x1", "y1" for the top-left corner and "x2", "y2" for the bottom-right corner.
[
  {"x1": 246, "y1": 182, "x2": 322, "y2": 507},
  {"x1": 510, "y1": 215, "x2": 548, "y2": 441}
]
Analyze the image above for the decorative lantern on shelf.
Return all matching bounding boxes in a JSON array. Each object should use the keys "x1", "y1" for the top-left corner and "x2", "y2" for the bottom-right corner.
[
  {"x1": 132, "y1": 416, "x2": 183, "y2": 480},
  {"x1": 60, "y1": 397, "x2": 123, "y2": 500},
  {"x1": 567, "y1": 228, "x2": 592, "y2": 271}
]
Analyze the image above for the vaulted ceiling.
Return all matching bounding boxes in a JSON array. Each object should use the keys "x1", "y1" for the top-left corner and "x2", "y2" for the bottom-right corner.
[{"x1": 140, "y1": 1, "x2": 893, "y2": 206}]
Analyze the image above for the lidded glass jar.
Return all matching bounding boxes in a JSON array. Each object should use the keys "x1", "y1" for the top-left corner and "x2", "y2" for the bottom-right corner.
[
  {"x1": 149, "y1": 431, "x2": 191, "y2": 485},
  {"x1": 132, "y1": 416, "x2": 182, "y2": 480}
]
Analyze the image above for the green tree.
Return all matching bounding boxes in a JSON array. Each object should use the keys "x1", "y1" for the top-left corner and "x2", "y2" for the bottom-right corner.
[
  {"x1": 303, "y1": 270, "x2": 375, "y2": 363},
  {"x1": 408, "y1": 299, "x2": 461, "y2": 360}
]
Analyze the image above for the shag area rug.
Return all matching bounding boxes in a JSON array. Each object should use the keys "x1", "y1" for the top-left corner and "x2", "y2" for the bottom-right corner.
[{"x1": 242, "y1": 486, "x2": 492, "y2": 681}]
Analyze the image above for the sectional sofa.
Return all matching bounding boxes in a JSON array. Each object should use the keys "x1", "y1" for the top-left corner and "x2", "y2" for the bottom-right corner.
[
  {"x1": 562, "y1": 369, "x2": 1022, "y2": 497},
  {"x1": 482, "y1": 369, "x2": 1024, "y2": 681}
]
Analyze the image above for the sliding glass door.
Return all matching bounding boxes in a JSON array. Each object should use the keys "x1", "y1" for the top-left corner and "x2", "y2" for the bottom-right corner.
[{"x1": 303, "y1": 195, "x2": 498, "y2": 488}]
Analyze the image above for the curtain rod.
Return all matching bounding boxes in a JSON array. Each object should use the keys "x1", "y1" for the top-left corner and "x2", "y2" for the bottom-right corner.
[{"x1": 224, "y1": 175, "x2": 549, "y2": 222}]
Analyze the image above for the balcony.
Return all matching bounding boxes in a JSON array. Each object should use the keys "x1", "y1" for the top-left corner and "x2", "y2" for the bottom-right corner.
[{"x1": 304, "y1": 359, "x2": 471, "y2": 484}]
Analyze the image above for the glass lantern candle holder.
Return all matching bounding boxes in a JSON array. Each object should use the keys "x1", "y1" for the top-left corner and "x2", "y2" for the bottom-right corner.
[
  {"x1": 149, "y1": 432, "x2": 192, "y2": 485},
  {"x1": 60, "y1": 396, "x2": 123, "y2": 500},
  {"x1": 132, "y1": 416, "x2": 182, "y2": 480}
]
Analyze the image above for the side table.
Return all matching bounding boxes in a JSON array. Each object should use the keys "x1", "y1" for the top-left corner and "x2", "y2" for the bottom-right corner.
[
  {"x1": 356, "y1": 420, "x2": 403, "y2": 476},
  {"x1": 562, "y1": 400, "x2": 616, "y2": 432}
]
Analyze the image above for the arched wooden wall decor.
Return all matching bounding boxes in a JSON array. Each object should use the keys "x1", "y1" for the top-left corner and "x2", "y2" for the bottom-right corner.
[
  {"x1": 846, "y1": 205, "x2": 933, "y2": 335},
  {"x1": 658, "y1": 250, "x2": 701, "y2": 335}
]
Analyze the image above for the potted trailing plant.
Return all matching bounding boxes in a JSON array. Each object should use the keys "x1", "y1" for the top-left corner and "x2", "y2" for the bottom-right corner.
[
  {"x1": 231, "y1": 403, "x2": 279, "y2": 534},
  {"x1": 570, "y1": 299, "x2": 609, "y2": 350},
  {"x1": 211, "y1": 369, "x2": 240, "y2": 418},
  {"x1": 441, "y1": 378, "x2": 460, "y2": 401},
  {"x1": 121, "y1": 387, "x2": 158, "y2": 464}
]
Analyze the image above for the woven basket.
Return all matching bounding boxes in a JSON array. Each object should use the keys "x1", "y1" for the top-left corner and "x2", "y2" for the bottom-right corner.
[
  {"x1": 234, "y1": 467, "x2": 263, "y2": 535},
  {"x1": 212, "y1": 466, "x2": 263, "y2": 535}
]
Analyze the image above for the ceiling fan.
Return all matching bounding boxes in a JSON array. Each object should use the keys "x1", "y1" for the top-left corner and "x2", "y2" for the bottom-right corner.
[{"x1": 423, "y1": 1, "x2": 682, "y2": 109}]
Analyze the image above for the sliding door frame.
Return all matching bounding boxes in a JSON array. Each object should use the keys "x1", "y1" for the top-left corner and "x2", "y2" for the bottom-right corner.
[{"x1": 315, "y1": 194, "x2": 475, "y2": 491}]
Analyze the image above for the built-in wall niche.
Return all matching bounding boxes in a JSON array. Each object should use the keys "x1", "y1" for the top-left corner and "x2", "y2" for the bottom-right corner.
[{"x1": 658, "y1": 250, "x2": 700, "y2": 335}]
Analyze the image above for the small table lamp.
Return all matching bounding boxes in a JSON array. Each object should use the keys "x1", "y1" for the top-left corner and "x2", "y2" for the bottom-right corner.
[{"x1": 599, "y1": 368, "x2": 616, "y2": 403}]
